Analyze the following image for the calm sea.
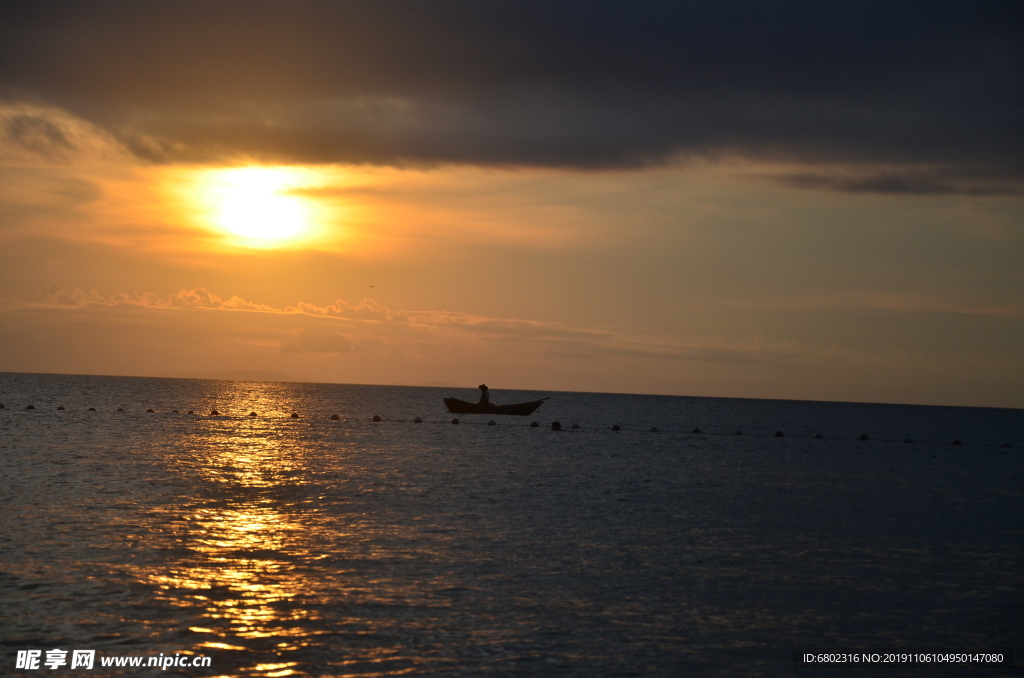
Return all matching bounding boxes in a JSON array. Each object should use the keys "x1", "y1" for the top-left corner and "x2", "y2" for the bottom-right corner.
[{"x1": 1, "y1": 372, "x2": 1022, "y2": 677}]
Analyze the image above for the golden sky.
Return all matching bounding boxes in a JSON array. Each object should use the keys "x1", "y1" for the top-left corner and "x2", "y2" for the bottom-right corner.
[{"x1": 1, "y1": 4, "x2": 1022, "y2": 407}]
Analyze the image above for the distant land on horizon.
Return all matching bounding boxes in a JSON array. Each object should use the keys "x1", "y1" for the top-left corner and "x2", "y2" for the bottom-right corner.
[
  {"x1": 152, "y1": 372, "x2": 469, "y2": 389},
  {"x1": 152, "y1": 370, "x2": 316, "y2": 383},
  {"x1": 149, "y1": 374, "x2": 468, "y2": 391},
  {"x1": 1, "y1": 369, "x2": 477, "y2": 391}
]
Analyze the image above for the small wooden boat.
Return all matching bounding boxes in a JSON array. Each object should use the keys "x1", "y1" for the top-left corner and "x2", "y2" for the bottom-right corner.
[{"x1": 443, "y1": 397, "x2": 548, "y2": 416}]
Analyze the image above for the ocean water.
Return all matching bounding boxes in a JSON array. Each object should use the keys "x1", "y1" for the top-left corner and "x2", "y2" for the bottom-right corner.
[{"x1": 1, "y1": 372, "x2": 1021, "y2": 677}]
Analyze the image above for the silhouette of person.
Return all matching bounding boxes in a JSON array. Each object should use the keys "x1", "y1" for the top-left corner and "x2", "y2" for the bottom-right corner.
[{"x1": 477, "y1": 384, "x2": 490, "y2": 405}]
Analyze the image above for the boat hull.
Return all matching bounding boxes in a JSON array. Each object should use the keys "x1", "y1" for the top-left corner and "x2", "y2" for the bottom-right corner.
[{"x1": 443, "y1": 397, "x2": 547, "y2": 416}]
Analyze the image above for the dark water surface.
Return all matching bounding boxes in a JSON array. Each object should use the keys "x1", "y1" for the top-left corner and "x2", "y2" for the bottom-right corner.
[{"x1": 1, "y1": 373, "x2": 1022, "y2": 676}]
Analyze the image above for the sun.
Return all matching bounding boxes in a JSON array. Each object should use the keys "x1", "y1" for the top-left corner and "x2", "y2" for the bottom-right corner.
[{"x1": 200, "y1": 167, "x2": 316, "y2": 246}]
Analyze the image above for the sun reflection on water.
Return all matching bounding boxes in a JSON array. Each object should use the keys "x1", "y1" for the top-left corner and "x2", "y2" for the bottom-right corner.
[
  {"x1": 146, "y1": 382, "x2": 332, "y2": 675},
  {"x1": 133, "y1": 380, "x2": 457, "y2": 677}
]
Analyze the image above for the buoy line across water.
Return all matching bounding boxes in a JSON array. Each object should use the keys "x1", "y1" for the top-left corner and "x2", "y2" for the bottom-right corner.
[{"x1": 2, "y1": 405, "x2": 1016, "y2": 449}]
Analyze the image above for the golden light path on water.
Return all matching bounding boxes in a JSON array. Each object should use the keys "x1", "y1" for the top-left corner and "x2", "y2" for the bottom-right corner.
[
  {"x1": 150, "y1": 447, "x2": 309, "y2": 673},
  {"x1": 147, "y1": 383, "x2": 334, "y2": 677},
  {"x1": 136, "y1": 380, "x2": 460, "y2": 678}
]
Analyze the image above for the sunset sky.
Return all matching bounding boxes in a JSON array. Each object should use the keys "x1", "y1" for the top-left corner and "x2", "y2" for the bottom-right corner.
[{"x1": 1, "y1": 1, "x2": 1021, "y2": 407}]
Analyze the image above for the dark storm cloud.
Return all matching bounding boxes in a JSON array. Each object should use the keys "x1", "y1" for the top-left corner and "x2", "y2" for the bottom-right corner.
[{"x1": 1, "y1": 0, "x2": 1021, "y2": 189}]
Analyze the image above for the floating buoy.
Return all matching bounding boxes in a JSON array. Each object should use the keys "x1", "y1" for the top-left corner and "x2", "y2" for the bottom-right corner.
[
  {"x1": 210, "y1": 410, "x2": 220, "y2": 416},
  {"x1": 372, "y1": 415, "x2": 381, "y2": 422},
  {"x1": 117, "y1": 408, "x2": 124, "y2": 412},
  {"x1": 1002, "y1": 442, "x2": 1012, "y2": 448},
  {"x1": 146, "y1": 409, "x2": 155, "y2": 413},
  {"x1": 249, "y1": 412, "x2": 257, "y2": 417},
  {"x1": 571, "y1": 423, "x2": 580, "y2": 429},
  {"x1": 530, "y1": 421, "x2": 539, "y2": 427},
  {"x1": 551, "y1": 421, "x2": 561, "y2": 431},
  {"x1": 691, "y1": 427, "x2": 701, "y2": 434},
  {"x1": 734, "y1": 430, "x2": 743, "y2": 435},
  {"x1": 952, "y1": 439, "x2": 961, "y2": 445},
  {"x1": 57, "y1": 406, "x2": 65, "y2": 411},
  {"x1": 650, "y1": 426, "x2": 658, "y2": 432},
  {"x1": 26, "y1": 405, "x2": 35, "y2": 410},
  {"x1": 88, "y1": 407, "x2": 96, "y2": 412},
  {"x1": 774, "y1": 430, "x2": 784, "y2": 437},
  {"x1": 451, "y1": 418, "x2": 460, "y2": 425},
  {"x1": 187, "y1": 410, "x2": 195, "y2": 414},
  {"x1": 611, "y1": 425, "x2": 620, "y2": 431},
  {"x1": 487, "y1": 419, "x2": 496, "y2": 426},
  {"x1": 413, "y1": 416, "x2": 422, "y2": 423},
  {"x1": 330, "y1": 414, "x2": 340, "y2": 421},
  {"x1": 859, "y1": 434, "x2": 869, "y2": 441},
  {"x1": 290, "y1": 412, "x2": 299, "y2": 419},
  {"x1": 902, "y1": 437, "x2": 913, "y2": 443},
  {"x1": 813, "y1": 433, "x2": 823, "y2": 439}
]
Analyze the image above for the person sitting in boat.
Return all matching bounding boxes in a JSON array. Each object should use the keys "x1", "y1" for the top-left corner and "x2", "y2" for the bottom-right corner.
[{"x1": 477, "y1": 384, "x2": 491, "y2": 405}]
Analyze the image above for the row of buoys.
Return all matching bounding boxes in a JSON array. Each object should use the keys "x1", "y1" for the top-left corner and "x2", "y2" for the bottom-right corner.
[
  {"x1": 426, "y1": 419, "x2": 1012, "y2": 447},
  {"x1": 1, "y1": 403, "x2": 1015, "y2": 447},
  {"x1": 2, "y1": 405, "x2": 298, "y2": 418}
]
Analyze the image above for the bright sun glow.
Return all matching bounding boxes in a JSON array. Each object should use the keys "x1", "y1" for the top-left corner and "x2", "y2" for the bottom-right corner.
[{"x1": 201, "y1": 167, "x2": 316, "y2": 246}]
